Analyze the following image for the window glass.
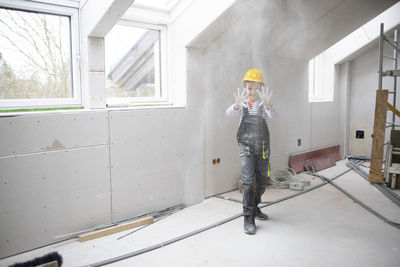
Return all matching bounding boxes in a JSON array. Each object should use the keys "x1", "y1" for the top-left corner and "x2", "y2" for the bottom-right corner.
[
  {"x1": 105, "y1": 24, "x2": 162, "y2": 101},
  {"x1": 135, "y1": 0, "x2": 176, "y2": 5},
  {"x1": 133, "y1": 0, "x2": 181, "y2": 10},
  {"x1": 0, "y1": 8, "x2": 72, "y2": 99}
]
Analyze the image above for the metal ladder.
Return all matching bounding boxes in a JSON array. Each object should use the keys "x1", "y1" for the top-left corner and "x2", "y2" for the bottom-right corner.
[{"x1": 380, "y1": 23, "x2": 400, "y2": 189}]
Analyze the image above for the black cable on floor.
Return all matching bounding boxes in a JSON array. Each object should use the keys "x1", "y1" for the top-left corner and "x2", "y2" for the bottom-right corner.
[
  {"x1": 117, "y1": 206, "x2": 184, "y2": 240},
  {"x1": 214, "y1": 194, "x2": 243, "y2": 203},
  {"x1": 310, "y1": 172, "x2": 400, "y2": 229},
  {"x1": 346, "y1": 161, "x2": 400, "y2": 207}
]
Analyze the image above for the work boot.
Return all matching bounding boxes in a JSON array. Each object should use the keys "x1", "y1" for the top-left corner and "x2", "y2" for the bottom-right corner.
[
  {"x1": 255, "y1": 207, "x2": 269, "y2": 220},
  {"x1": 243, "y1": 216, "x2": 256, "y2": 235}
]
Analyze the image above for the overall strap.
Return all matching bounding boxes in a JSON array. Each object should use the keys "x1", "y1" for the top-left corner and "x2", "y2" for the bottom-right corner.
[
  {"x1": 257, "y1": 104, "x2": 264, "y2": 116},
  {"x1": 242, "y1": 106, "x2": 249, "y2": 117}
]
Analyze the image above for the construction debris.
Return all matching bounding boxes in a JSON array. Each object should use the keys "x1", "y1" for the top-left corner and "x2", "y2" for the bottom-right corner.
[
  {"x1": 270, "y1": 168, "x2": 312, "y2": 191},
  {"x1": 289, "y1": 145, "x2": 341, "y2": 173}
]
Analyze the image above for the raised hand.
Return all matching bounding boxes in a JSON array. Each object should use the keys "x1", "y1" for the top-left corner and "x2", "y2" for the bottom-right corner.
[
  {"x1": 233, "y1": 87, "x2": 247, "y2": 109},
  {"x1": 257, "y1": 86, "x2": 273, "y2": 108}
]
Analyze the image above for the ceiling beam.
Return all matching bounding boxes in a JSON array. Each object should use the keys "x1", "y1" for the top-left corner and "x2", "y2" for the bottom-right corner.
[{"x1": 81, "y1": 0, "x2": 135, "y2": 38}]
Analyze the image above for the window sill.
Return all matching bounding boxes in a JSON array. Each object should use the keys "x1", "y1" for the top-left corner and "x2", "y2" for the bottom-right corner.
[
  {"x1": 308, "y1": 99, "x2": 334, "y2": 103},
  {"x1": 0, "y1": 104, "x2": 191, "y2": 117}
]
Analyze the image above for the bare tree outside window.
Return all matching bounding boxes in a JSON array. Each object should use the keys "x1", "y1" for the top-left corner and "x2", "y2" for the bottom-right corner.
[{"x1": 0, "y1": 8, "x2": 72, "y2": 99}]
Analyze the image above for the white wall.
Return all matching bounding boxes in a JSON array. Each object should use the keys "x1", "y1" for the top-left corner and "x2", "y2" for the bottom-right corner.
[{"x1": 338, "y1": 42, "x2": 400, "y2": 157}]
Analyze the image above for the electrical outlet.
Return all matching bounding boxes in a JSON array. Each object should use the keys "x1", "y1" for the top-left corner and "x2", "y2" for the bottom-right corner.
[
  {"x1": 297, "y1": 138, "x2": 301, "y2": 146},
  {"x1": 356, "y1": 130, "x2": 364, "y2": 139}
]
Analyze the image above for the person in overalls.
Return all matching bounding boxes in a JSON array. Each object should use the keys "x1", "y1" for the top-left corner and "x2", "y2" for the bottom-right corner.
[{"x1": 226, "y1": 69, "x2": 278, "y2": 234}]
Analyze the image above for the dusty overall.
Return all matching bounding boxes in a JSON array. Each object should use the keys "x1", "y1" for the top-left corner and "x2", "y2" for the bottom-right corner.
[{"x1": 237, "y1": 106, "x2": 270, "y2": 217}]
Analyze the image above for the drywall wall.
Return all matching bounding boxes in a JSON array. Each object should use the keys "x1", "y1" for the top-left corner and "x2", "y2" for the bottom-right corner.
[
  {"x1": 0, "y1": 111, "x2": 111, "y2": 258},
  {"x1": 196, "y1": 46, "x2": 342, "y2": 197},
  {"x1": 0, "y1": 107, "x2": 204, "y2": 258},
  {"x1": 108, "y1": 108, "x2": 204, "y2": 222},
  {"x1": 188, "y1": 0, "x2": 392, "y2": 196},
  {"x1": 199, "y1": 49, "x2": 314, "y2": 196},
  {"x1": 187, "y1": 0, "x2": 398, "y2": 197}
]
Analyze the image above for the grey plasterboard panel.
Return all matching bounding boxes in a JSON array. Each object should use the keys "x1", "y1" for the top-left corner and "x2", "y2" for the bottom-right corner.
[
  {"x1": 109, "y1": 108, "x2": 204, "y2": 222},
  {"x1": 203, "y1": 50, "x2": 249, "y2": 197},
  {"x1": 201, "y1": 0, "x2": 397, "y2": 60},
  {"x1": 187, "y1": 71, "x2": 205, "y2": 108},
  {"x1": 0, "y1": 146, "x2": 111, "y2": 258},
  {"x1": 0, "y1": 111, "x2": 108, "y2": 157},
  {"x1": 186, "y1": 48, "x2": 205, "y2": 73},
  {"x1": 273, "y1": 0, "x2": 398, "y2": 59},
  {"x1": 187, "y1": 0, "x2": 253, "y2": 49},
  {"x1": 204, "y1": 107, "x2": 242, "y2": 197},
  {"x1": 310, "y1": 101, "x2": 340, "y2": 149}
]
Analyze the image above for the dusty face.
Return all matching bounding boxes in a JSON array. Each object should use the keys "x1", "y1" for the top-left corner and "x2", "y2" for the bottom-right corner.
[{"x1": 245, "y1": 81, "x2": 262, "y2": 102}]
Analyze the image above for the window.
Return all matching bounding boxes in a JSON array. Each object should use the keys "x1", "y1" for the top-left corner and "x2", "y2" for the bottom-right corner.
[
  {"x1": 308, "y1": 58, "x2": 317, "y2": 99},
  {"x1": 105, "y1": 21, "x2": 167, "y2": 106},
  {"x1": 133, "y1": 0, "x2": 182, "y2": 12},
  {"x1": 308, "y1": 56, "x2": 332, "y2": 102},
  {"x1": 308, "y1": 54, "x2": 334, "y2": 102},
  {"x1": 0, "y1": 1, "x2": 80, "y2": 110}
]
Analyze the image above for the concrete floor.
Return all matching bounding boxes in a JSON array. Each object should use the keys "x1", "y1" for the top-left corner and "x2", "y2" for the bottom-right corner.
[{"x1": 1, "y1": 160, "x2": 400, "y2": 267}]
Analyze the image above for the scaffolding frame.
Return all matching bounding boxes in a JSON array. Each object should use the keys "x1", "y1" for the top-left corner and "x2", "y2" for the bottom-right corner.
[
  {"x1": 379, "y1": 23, "x2": 399, "y2": 130},
  {"x1": 376, "y1": 23, "x2": 400, "y2": 188}
]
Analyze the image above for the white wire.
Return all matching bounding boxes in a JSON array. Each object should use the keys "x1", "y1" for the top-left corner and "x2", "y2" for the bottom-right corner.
[
  {"x1": 270, "y1": 168, "x2": 310, "y2": 189},
  {"x1": 270, "y1": 168, "x2": 295, "y2": 189}
]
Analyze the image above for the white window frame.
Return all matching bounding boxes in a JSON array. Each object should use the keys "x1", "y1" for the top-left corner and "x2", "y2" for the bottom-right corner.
[
  {"x1": 0, "y1": 0, "x2": 81, "y2": 109},
  {"x1": 308, "y1": 57, "x2": 317, "y2": 100},
  {"x1": 133, "y1": 0, "x2": 183, "y2": 13},
  {"x1": 105, "y1": 20, "x2": 169, "y2": 107},
  {"x1": 308, "y1": 55, "x2": 334, "y2": 103}
]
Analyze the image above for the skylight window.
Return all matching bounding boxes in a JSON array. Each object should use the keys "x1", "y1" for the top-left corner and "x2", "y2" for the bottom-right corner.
[{"x1": 133, "y1": 0, "x2": 182, "y2": 12}]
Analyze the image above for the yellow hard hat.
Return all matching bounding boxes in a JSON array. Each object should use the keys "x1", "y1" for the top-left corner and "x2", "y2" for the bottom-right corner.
[{"x1": 242, "y1": 69, "x2": 265, "y2": 86}]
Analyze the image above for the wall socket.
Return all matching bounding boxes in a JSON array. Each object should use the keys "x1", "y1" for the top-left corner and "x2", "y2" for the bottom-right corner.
[
  {"x1": 297, "y1": 138, "x2": 301, "y2": 146},
  {"x1": 355, "y1": 130, "x2": 364, "y2": 139}
]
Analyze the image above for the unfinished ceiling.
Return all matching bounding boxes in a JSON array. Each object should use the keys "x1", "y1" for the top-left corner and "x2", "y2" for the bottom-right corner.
[{"x1": 189, "y1": 0, "x2": 399, "y2": 60}]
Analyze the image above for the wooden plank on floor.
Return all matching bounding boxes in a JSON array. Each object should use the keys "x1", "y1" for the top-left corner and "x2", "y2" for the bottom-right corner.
[
  {"x1": 79, "y1": 216, "x2": 154, "y2": 242},
  {"x1": 369, "y1": 90, "x2": 388, "y2": 183}
]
